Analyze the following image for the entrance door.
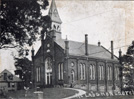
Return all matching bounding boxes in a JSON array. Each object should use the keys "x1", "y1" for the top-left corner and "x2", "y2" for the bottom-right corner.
[
  {"x1": 46, "y1": 73, "x2": 52, "y2": 85},
  {"x1": 45, "y1": 57, "x2": 52, "y2": 86}
]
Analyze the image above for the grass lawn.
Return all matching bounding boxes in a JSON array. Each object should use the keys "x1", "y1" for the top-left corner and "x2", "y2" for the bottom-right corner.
[{"x1": 4, "y1": 88, "x2": 78, "y2": 99}]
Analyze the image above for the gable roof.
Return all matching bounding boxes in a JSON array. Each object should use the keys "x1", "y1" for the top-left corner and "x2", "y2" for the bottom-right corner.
[
  {"x1": 0, "y1": 69, "x2": 22, "y2": 82},
  {"x1": 55, "y1": 39, "x2": 118, "y2": 60}
]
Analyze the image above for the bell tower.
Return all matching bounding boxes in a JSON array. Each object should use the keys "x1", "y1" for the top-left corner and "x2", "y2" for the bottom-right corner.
[{"x1": 48, "y1": 0, "x2": 62, "y2": 40}]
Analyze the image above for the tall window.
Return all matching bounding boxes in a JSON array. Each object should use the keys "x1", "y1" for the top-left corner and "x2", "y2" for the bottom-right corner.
[
  {"x1": 38, "y1": 67, "x2": 40, "y2": 82},
  {"x1": 36, "y1": 67, "x2": 41, "y2": 82},
  {"x1": 99, "y1": 65, "x2": 104, "y2": 80},
  {"x1": 99, "y1": 66, "x2": 101, "y2": 80},
  {"x1": 80, "y1": 64, "x2": 83, "y2": 80},
  {"x1": 71, "y1": 70, "x2": 75, "y2": 82},
  {"x1": 36, "y1": 68, "x2": 38, "y2": 82},
  {"x1": 115, "y1": 67, "x2": 119, "y2": 80},
  {"x1": 101, "y1": 66, "x2": 104, "y2": 80},
  {"x1": 58, "y1": 63, "x2": 63, "y2": 80},
  {"x1": 80, "y1": 63, "x2": 86, "y2": 80},
  {"x1": 45, "y1": 57, "x2": 52, "y2": 72},
  {"x1": 83, "y1": 64, "x2": 86, "y2": 80},
  {"x1": 107, "y1": 66, "x2": 110, "y2": 80},
  {"x1": 107, "y1": 66, "x2": 112, "y2": 80},
  {"x1": 90, "y1": 64, "x2": 92, "y2": 80},
  {"x1": 110, "y1": 66, "x2": 112, "y2": 80},
  {"x1": 90, "y1": 64, "x2": 95, "y2": 80},
  {"x1": 45, "y1": 57, "x2": 52, "y2": 85}
]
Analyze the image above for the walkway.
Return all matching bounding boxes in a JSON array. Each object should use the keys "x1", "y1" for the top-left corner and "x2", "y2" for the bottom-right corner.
[{"x1": 62, "y1": 88, "x2": 86, "y2": 99}]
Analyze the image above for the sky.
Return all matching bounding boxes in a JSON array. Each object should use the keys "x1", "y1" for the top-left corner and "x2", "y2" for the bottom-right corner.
[{"x1": 0, "y1": 0, "x2": 134, "y2": 73}]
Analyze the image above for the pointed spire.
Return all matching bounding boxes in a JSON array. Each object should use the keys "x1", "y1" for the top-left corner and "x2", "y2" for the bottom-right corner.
[{"x1": 48, "y1": 0, "x2": 62, "y2": 23}]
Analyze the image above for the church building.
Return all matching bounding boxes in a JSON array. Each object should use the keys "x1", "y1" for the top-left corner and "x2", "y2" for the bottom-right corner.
[{"x1": 31, "y1": 0, "x2": 121, "y2": 92}]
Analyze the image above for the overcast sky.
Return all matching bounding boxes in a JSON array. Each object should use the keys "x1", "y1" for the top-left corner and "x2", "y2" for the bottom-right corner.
[{"x1": 0, "y1": 0, "x2": 134, "y2": 73}]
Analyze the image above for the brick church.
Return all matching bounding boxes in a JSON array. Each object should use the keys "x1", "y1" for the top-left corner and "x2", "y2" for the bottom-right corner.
[{"x1": 31, "y1": 0, "x2": 121, "y2": 92}]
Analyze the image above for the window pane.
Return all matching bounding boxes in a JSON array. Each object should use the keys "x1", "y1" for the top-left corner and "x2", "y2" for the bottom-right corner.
[
  {"x1": 36, "y1": 68, "x2": 38, "y2": 82},
  {"x1": 80, "y1": 64, "x2": 82, "y2": 80},
  {"x1": 93, "y1": 65, "x2": 95, "y2": 80},
  {"x1": 61, "y1": 63, "x2": 63, "y2": 80},
  {"x1": 83, "y1": 64, "x2": 86, "y2": 80},
  {"x1": 58, "y1": 64, "x2": 60, "y2": 80},
  {"x1": 102, "y1": 66, "x2": 104, "y2": 80},
  {"x1": 39, "y1": 67, "x2": 40, "y2": 82},
  {"x1": 90, "y1": 65, "x2": 92, "y2": 80}
]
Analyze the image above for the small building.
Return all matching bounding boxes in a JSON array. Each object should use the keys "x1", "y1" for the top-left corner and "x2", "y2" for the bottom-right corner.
[{"x1": 0, "y1": 69, "x2": 22, "y2": 92}]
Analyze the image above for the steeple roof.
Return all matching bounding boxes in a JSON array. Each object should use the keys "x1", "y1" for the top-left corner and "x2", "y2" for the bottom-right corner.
[{"x1": 48, "y1": 0, "x2": 62, "y2": 23}]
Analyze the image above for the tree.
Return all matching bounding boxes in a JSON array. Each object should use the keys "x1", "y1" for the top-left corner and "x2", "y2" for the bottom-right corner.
[
  {"x1": 14, "y1": 57, "x2": 32, "y2": 88},
  {"x1": 0, "y1": 0, "x2": 51, "y2": 52},
  {"x1": 121, "y1": 41, "x2": 134, "y2": 91}
]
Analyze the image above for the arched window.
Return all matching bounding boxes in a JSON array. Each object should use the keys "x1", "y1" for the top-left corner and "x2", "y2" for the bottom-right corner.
[
  {"x1": 99, "y1": 65, "x2": 101, "y2": 80},
  {"x1": 115, "y1": 67, "x2": 119, "y2": 80},
  {"x1": 57, "y1": 25, "x2": 59, "y2": 31},
  {"x1": 101, "y1": 66, "x2": 104, "y2": 80},
  {"x1": 90, "y1": 64, "x2": 93, "y2": 80},
  {"x1": 53, "y1": 25, "x2": 56, "y2": 30},
  {"x1": 99, "y1": 65, "x2": 104, "y2": 80},
  {"x1": 71, "y1": 70, "x2": 75, "y2": 82},
  {"x1": 107, "y1": 66, "x2": 112, "y2": 80},
  {"x1": 90, "y1": 64, "x2": 95, "y2": 80},
  {"x1": 36, "y1": 68, "x2": 38, "y2": 82},
  {"x1": 45, "y1": 57, "x2": 52, "y2": 72},
  {"x1": 110, "y1": 66, "x2": 112, "y2": 80},
  {"x1": 93, "y1": 64, "x2": 95, "y2": 80},
  {"x1": 107, "y1": 66, "x2": 110, "y2": 80},
  {"x1": 45, "y1": 57, "x2": 52, "y2": 85},
  {"x1": 58, "y1": 63, "x2": 63, "y2": 80},
  {"x1": 38, "y1": 67, "x2": 40, "y2": 82},
  {"x1": 80, "y1": 63, "x2": 83, "y2": 80},
  {"x1": 83, "y1": 64, "x2": 86, "y2": 80},
  {"x1": 36, "y1": 67, "x2": 41, "y2": 82},
  {"x1": 80, "y1": 63, "x2": 86, "y2": 80}
]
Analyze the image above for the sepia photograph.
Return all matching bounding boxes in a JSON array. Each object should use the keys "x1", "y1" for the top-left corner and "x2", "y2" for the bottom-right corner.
[{"x1": 0, "y1": 0, "x2": 134, "y2": 99}]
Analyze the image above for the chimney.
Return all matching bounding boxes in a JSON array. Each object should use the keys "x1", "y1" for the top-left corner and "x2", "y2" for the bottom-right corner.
[
  {"x1": 85, "y1": 34, "x2": 88, "y2": 56},
  {"x1": 65, "y1": 36, "x2": 69, "y2": 57},
  {"x1": 98, "y1": 41, "x2": 101, "y2": 46},
  {"x1": 111, "y1": 41, "x2": 114, "y2": 59}
]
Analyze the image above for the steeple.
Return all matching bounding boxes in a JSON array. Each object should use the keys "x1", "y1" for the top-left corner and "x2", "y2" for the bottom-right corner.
[
  {"x1": 48, "y1": 0, "x2": 62, "y2": 24},
  {"x1": 48, "y1": 0, "x2": 62, "y2": 40}
]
